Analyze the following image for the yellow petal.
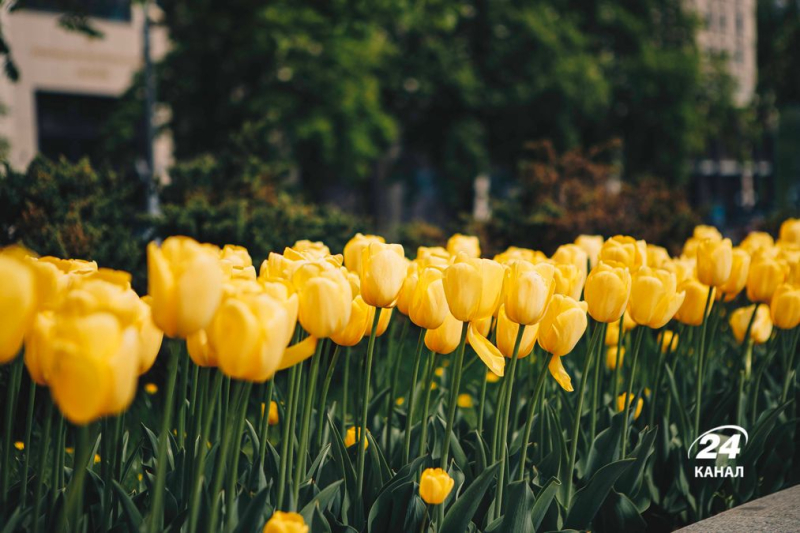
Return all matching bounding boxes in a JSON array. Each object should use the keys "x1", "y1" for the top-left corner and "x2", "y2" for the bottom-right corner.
[
  {"x1": 466, "y1": 323, "x2": 505, "y2": 377},
  {"x1": 277, "y1": 336, "x2": 318, "y2": 371},
  {"x1": 548, "y1": 355, "x2": 573, "y2": 392}
]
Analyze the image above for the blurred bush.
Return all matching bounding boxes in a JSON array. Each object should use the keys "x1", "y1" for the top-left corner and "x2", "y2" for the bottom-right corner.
[{"x1": 473, "y1": 140, "x2": 700, "y2": 256}]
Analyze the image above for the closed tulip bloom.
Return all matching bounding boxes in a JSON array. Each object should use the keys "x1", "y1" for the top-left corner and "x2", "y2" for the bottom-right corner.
[
  {"x1": 147, "y1": 237, "x2": 224, "y2": 338},
  {"x1": 267, "y1": 400, "x2": 279, "y2": 425},
  {"x1": 0, "y1": 249, "x2": 38, "y2": 363},
  {"x1": 135, "y1": 296, "x2": 163, "y2": 375},
  {"x1": 504, "y1": 261, "x2": 555, "y2": 325},
  {"x1": 538, "y1": 295, "x2": 588, "y2": 358},
  {"x1": 344, "y1": 427, "x2": 368, "y2": 449},
  {"x1": 770, "y1": 283, "x2": 800, "y2": 329},
  {"x1": 24, "y1": 311, "x2": 56, "y2": 385},
  {"x1": 187, "y1": 329, "x2": 217, "y2": 367},
  {"x1": 606, "y1": 346, "x2": 625, "y2": 370},
  {"x1": 694, "y1": 225, "x2": 723, "y2": 241},
  {"x1": 496, "y1": 306, "x2": 539, "y2": 359},
  {"x1": 675, "y1": 279, "x2": 714, "y2": 326},
  {"x1": 552, "y1": 244, "x2": 589, "y2": 284},
  {"x1": 778, "y1": 243, "x2": 800, "y2": 283},
  {"x1": 444, "y1": 253, "x2": 505, "y2": 322},
  {"x1": 740, "y1": 232, "x2": 775, "y2": 256},
  {"x1": 363, "y1": 305, "x2": 394, "y2": 338},
  {"x1": 329, "y1": 296, "x2": 369, "y2": 346},
  {"x1": 598, "y1": 236, "x2": 647, "y2": 271},
  {"x1": 409, "y1": 267, "x2": 449, "y2": 330},
  {"x1": 697, "y1": 238, "x2": 733, "y2": 287},
  {"x1": 779, "y1": 218, "x2": 800, "y2": 246},
  {"x1": 629, "y1": 267, "x2": 686, "y2": 329},
  {"x1": 360, "y1": 242, "x2": 407, "y2": 308},
  {"x1": 584, "y1": 261, "x2": 632, "y2": 323},
  {"x1": 717, "y1": 249, "x2": 751, "y2": 301},
  {"x1": 574, "y1": 235, "x2": 604, "y2": 268},
  {"x1": 263, "y1": 511, "x2": 308, "y2": 533},
  {"x1": 553, "y1": 263, "x2": 584, "y2": 300},
  {"x1": 291, "y1": 240, "x2": 331, "y2": 259},
  {"x1": 395, "y1": 265, "x2": 418, "y2": 316},
  {"x1": 663, "y1": 257, "x2": 696, "y2": 285},
  {"x1": 658, "y1": 330, "x2": 679, "y2": 353},
  {"x1": 425, "y1": 312, "x2": 463, "y2": 355},
  {"x1": 646, "y1": 245, "x2": 671, "y2": 268},
  {"x1": 747, "y1": 254, "x2": 789, "y2": 303},
  {"x1": 617, "y1": 393, "x2": 643, "y2": 420},
  {"x1": 294, "y1": 263, "x2": 352, "y2": 338},
  {"x1": 447, "y1": 234, "x2": 481, "y2": 258},
  {"x1": 344, "y1": 233, "x2": 385, "y2": 275},
  {"x1": 730, "y1": 305, "x2": 772, "y2": 344},
  {"x1": 419, "y1": 468, "x2": 455, "y2": 505},
  {"x1": 494, "y1": 247, "x2": 547, "y2": 266}
]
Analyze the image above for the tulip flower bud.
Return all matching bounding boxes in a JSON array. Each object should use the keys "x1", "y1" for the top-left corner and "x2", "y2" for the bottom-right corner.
[
  {"x1": 717, "y1": 248, "x2": 750, "y2": 301},
  {"x1": 494, "y1": 247, "x2": 547, "y2": 265},
  {"x1": 360, "y1": 242, "x2": 407, "y2": 308},
  {"x1": 147, "y1": 237, "x2": 224, "y2": 338},
  {"x1": 409, "y1": 268, "x2": 449, "y2": 330},
  {"x1": 503, "y1": 261, "x2": 555, "y2": 325},
  {"x1": 553, "y1": 263, "x2": 584, "y2": 301},
  {"x1": 395, "y1": 264, "x2": 419, "y2": 316},
  {"x1": 629, "y1": 267, "x2": 686, "y2": 329},
  {"x1": 294, "y1": 263, "x2": 353, "y2": 339},
  {"x1": 552, "y1": 244, "x2": 589, "y2": 285},
  {"x1": 617, "y1": 393, "x2": 643, "y2": 420},
  {"x1": 419, "y1": 468, "x2": 455, "y2": 505},
  {"x1": 730, "y1": 305, "x2": 772, "y2": 344},
  {"x1": 598, "y1": 236, "x2": 647, "y2": 271},
  {"x1": 0, "y1": 248, "x2": 39, "y2": 363},
  {"x1": 658, "y1": 330, "x2": 679, "y2": 353},
  {"x1": 574, "y1": 235, "x2": 604, "y2": 268},
  {"x1": 779, "y1": 218, "x2": 800, "y2": 246},
  {"x1": 696, "y1": 238, "x2": 733, "y2": 287},
  {"x1": 646, "y1": 245, "x2": 670, "y2": 269},
  {"x1": 344, "y1": 427, "x2": 368, "y2": 449},
  {"x1": 425, "y1": 312, "x2": 463, "y2": 355},
  {"x1": 538, "y1": 294, "x2": 588, "y2": 358},
  {"x1": 606, "y1": 346, "x2": 625, "y2": 370},
  {"x1": 446, "y1": 233, "x2": 481, "y2": 258},
  {"x1": 443, "y1": 253, "x2": 504, "y2": 322},
  {"x1": 263, "y1": 511, "x2": 309, "y2": 533},
  {"x1": 663, "y1": 257, "x2": 696, "y2": 285},
  {"x1": 584, "y1": 261, "x2": 631, "y2": 323},
  {"x1": 330, "y1": 296, "x2": 370, "y2": 346},
  {"x1": 344, "y1": 233, "x2": 385, "y2": 275},
  {"x1": 496, "y1": 305, "x2": 538, "y2": 359},
  {"x1": 740, "y1": 231, "x2": 775, "y2": 256},
  {"x1": 747, "y1": 254, "x2": 789, "y2": 303},
  {"x1": 770, "y1": 283, "x2": 800, "y2": 330},
  {"x1": 267, "y1": 400, "x2": 279, "y2": 426},
  {"x1": 291, "y1": 240, "x2": 331, "y2": 259},
  {"x1": 675, "y1": 279, "x2": 714, "y2": 326}
]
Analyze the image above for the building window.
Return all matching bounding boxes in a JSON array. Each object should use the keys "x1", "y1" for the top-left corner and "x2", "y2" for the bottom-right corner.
[
  {"x1": 736, "y1": 12, "x2": 744, "y2": 34},
  {"x1": 18, "y1": 0, "x2": 131, "y2": 22},
  {"x1": 35, "y1": 91, "x2": 118, "y2": 162}
]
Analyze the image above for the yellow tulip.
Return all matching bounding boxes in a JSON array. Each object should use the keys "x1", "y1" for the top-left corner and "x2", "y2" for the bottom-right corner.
[
  {"x1": 617, "y1": 393, "x2": 643, "y2": 420},
  {"x1": 606, "y1": 346, "x2": 625, "y2": 370},
  {"x1": 675, "y1": 279, "x2": 714, "y2": 326},
  {"x1": 646, "y1": 245, "x2": 670, "y2": 269},
  {"x1": 187, "y1": 330, "x2": 217, "y2": 367},
  {"x1": 344, "y1": 426, "x2": 368, "y2": 449},
  {"x1": 360, "y1": 242, "x2": 407, "y2": 308},
  {"x1": 663, "y1": 256, "x2": 696, "y2": 285},
  {"x1": 419, "y1": 468, "x2": 455, "y2": 505},
  {"x1": 494, "y1": 247, "x2": 547, "y2": 266},
  {"x1": 263, "y1": 511, "x2": 309, "y2": 533},
  {"x1": 135, "y1": 296, "x2": 163, "y2": 375},
  {"x1": 425, "y1": 312, "x2": 463, "y2": 355},
  {"x1": 496, "y1": 306, "x2": 538, "y2": 359},
  {"x1": 658, "y1": 330, "x2": 679, "y2": 353},
  {"x1": 344, "y1": 233, "x2": 385, "y2": 275},
  {"x1": 443, "y1": 253, "x2": 504, "y2": 322},
  {"x1": 740, "y1": 231, "x2": 775, "y2": 256},
  {"x1": 395, "y1": 264, "x2": 418, "y2": 316},
  {"x1": 331, "y1": 296, "x2": 370, "y2": 346},
  {"x1": 598, "y1": 236, "x2": 647, "y2": 271},
  {"x1": 409, "y1": 268, "x2": 449, "y2": 330},
  {"x1": 779, "y1": 218, "x2": 800, "y2": 246},
  {"x1": 696, "y1": 238, "x2": 733, "y2": 287},
  {"x1": 147, "y1": 237, "x2": 224, "y2": 338},
  {"x1": 730, "y1": 305, "x2": 772, "y2": 344},
  {"x1": 694, "y1": 225, "x2": 723, "y2": 241},
  {"x1": 293, "y1": 263, "x2": 352, "y2": 339},
  {"x1": 552, "y1": 244, "x2": 589, "y2": 285},
  {"x1": 777, "y1": 243, "x2": 800, "y2": 283},
  {"x1": 0, "y1": 248, "x2": 38, "y2": 363},
  {"x1": 553, "y1": 263, "x2": 584, "y2": 301},
  {"x1": 605, "y1": 320, "x2": 620, "y2": 346},
  {"x1": 717, "y1": 248, "x2": 751, "y2": 301},
  {"x1": 268, "y1": 400, "x2": 280, "y2": 425},
  {"x1": 415, "y1": 246, "x2": 452, "y2": 269},
  {"x1": 747, "y1": 254, "x2": 788, "y2": 303},
  {"x1": 574, "y1": 235, "x2": 604, "y2": 268},
  {"x1": 291, "y1": 240, "x2": 331, "y2": 259},
  {"x1": 457, "y1": 394, "x2": 473, "y2": 408},
  {"x1": 447, "y1": 234, "x2": 481, "y2": 258},
  {"x1": 24, "y1": 311, "x2": 56, "y2": 385},
  {"x1": 628, "y1": 267, "x2": 685, "y2": 329},
  {"x1": 503, "y1": 261, "x2": 555, "y2": 325},
  {"x1": 486, "y1": 371, "x2": 500, "y2": 383},
  {"x1": 144, "y1": 383, "x2": 158, "y2": 395},
  {"x1": 770, "y1": 283, "x2": 800, "y2": 330},
  {"x1": 584, "y1": 261, "x2": 631, "y2": 323},
  {"x1": 538, "y1": 294, "x2": 588, "y2": 358}
]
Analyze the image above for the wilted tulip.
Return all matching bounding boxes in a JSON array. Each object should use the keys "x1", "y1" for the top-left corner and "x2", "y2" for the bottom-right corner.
[
  {"x1": 446, "y1": 234, "x2": 481, "y2": 258},
  {"x1": 617, "y1": 393, "x2": 643, "y2": 420},
  {"x1": 409, "y1": 267, "x2": 449, "y2": 330},
  {"x1": 496, "y1": 306, "x2": 538, "y2": 359},
  {"x1": 697, "y1": 238, "x2": 733, "y2": 287},
  {"x1": 443, "y1": 253, "x2": 505, "y2": 322},
  {"x1": 770, "y1": 283, "x2": 800, "y2": 330},
  {"x1": 574, "y1": 235, "x2": 604, "y2": 268},
  {"x1": 584, "y1": 261, "x2": 631, "y2": 323},
  {"x1": 779, "y1": 218, "x2": 800, "y2": 246},
  {"x1": 629, "y1": 267, "x2": 685, "y2": 329},
  {"x1": 263, "y1": 511, "x2": 308, "y2": 533},
  {"x1": 147, "y1": 237, "x2": 224, "y2": 338},
  {"x1": 598, "y1": 236, "x2": 647, "y2": 271},
  {"x1": 425, "y1": 312, "x2": 463, "y2": 355},
  {"x1": 747, "y1": 254, "x2": 789, "y2": 303},
  {"x1": 717, "y1": 248, "x2": 750, "y2": 301},
  {"x1": 360, "y1": 242, "x2": 407, "y2": 308},
  {"x1": 730, "y1": 305, "x2": 772, "y2": 344},
  {"x1": 419, "y1": 468, "x2": 455, "y2": 505},
  {"x1": 675, "y1": 279, "x2": 714, "y2": 326},
  {"x1": 503, "y1": 261, "x2": 555, "y2": 325},
  {"x1": 606, "y1": 346, "x2": 625, "y2": 370},
  {"x1": 344, "y1": 233, "x2": 385, "y2": 275}
]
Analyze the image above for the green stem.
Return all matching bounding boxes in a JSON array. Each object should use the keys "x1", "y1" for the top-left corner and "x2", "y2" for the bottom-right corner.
[
  {"x1": 20, "y1": 379, "x2": 36, "y2": 508},
  {"x1": 356, "y1": 311, "x2": 382, "y2": 501},
  {"x1": 177, "y1": 351, "x2": 190, "y2": 449},
  {"x1": 692, "y1": 286, "x2": 715, "y2": 440},
  {"x1": 517, "y1": 352, "x2": 554, "y2": 481},
  {"x1": 276, "y1": 363, "x2": 299, "y2": 510},
  {"x1": 1, "y1": 354, "x2": 23, "y2": 505},
  {"x1": 621, "y1": 327, "x2": 645, "y2": 458},
  {"x1": 208, "y1": 381, "x2": 246, "y2": 532},
  {"x1": 293, "y1": 339, "x2": 326, "y2": 506},
  {"x1": 477, "y1": 362, "x2": 489, "y2": 437},
  {"x1": 261, "y1": 377, "x2": 276, "y2": 464},
  {"x1": 386, "y1": 320, "x2": 407, "y2": 462},
  {"x1": 225, "y1": 382, "x2": 252, "y2": 531},
  {"x1": 419, "y1": 349, "x2": 437, "y2": 457},
  {"x1": 612, "y1": 315, "x2": 625, "y2": 405},
  {"x1": 342, "y1": 349, "x2": 350, "y2": 437},
  {"x1": 31, "y1": 398, "x2": 53, "y2": 533},
  {"x1": 317, "y1": 345, "x2": 340, "y2": 450},
  {"x1": 51, "y1": 413, "x2": 65, "y2": 507},
  {"x1": 589, "y1": 323, "x2": 607, "y2": 445},
  {"x1": 648, "y1": 325, "x2": 681, "y2": 429},
  {"x1": 440, "y1": 322, "x2": 469, "y2": 469},
  {"x1": 60, "y1": 423, "x2": 91, "y2": 532},
  {"x1": 780, "y1": 328, "x2": 800, "y2": 403},
  {"x1": 740, "y1": 303, "x2": 760, "y2": 380},
  {"x1": 403, "y1": 329, "x2": 426, "y2": 464}
]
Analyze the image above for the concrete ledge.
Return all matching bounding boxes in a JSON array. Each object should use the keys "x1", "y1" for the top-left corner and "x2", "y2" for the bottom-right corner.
[{"x1": 677, "y1": 484, "x2": 800, "y2": 532}]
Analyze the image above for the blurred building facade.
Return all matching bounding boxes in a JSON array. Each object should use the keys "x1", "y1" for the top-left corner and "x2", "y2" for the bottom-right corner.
[{"x1": 0, "y1": 1, "x2": 171, "y2": 174}]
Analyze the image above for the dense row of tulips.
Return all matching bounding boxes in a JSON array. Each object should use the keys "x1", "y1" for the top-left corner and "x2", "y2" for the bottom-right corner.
[{"x1": 1, "y1": 219, "x2": 800, "y2": 532}]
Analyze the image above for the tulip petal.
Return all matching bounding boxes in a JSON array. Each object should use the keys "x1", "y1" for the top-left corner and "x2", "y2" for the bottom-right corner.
[
  {"x1": 278, "y1": 336, "x2": 318, "y2": 371},
  {"x1": 467, "y1": 323, "x2": 505, "y2": 377},
  {"x1": 548, "y1": 355, "x2": 573, "y2": 392}
]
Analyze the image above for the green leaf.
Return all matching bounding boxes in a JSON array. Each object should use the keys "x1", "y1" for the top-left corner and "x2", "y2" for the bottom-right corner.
[
  {"x1": 615, "y1": 426, "x2": 658, "y2": 498},
  {"x1": 1, "y1": 507, "x2": 27, "y2": 533},
  {"x1": 500, "y1": 481, "x2": 535, "y2": 533},
  {"x1": 327, "y1": 414, "x2": 357, "y2": 501},
  {"x1": 597, "y1": 489, "x2": 647, "y2": 532},
  {"x1": 402, "y1": 493, "x2": 428, "y2": 532},
  {"x1": 584, "y1": 411, "x2": 624, "y2": 480},
  {"x1": 113, "y1": 480, "x2": 143, "y2": 530},
  {"x1": 531, "y1": 477, "x2": 561, "y2": 531},
  {"x1": 233, "y1": 487, "x2": 271, "y2": 533},
  {"x1": 664, "y1": 367, "x2": 690, "y2": 440},
  {"x1": 301, "y1": 480, "x2": 343, "y2": 523},
  {"x1": 564, "y1": 459, "x2": 634, "y2": 530},
  {"x1": 440, "y1": 462, "x2": 500, "y2": 533}
]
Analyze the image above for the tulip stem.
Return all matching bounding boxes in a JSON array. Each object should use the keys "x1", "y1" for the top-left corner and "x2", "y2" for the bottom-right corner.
[
  {"x1": 1, "y1": 354, "x2": 23, "y2": 506},
  {"x1": 177, "y1": 352, "x2": 190, "y2": 449},
  {"x1": 403, "y1": 328, "x2": 426, "y2": 465},
  {"x1": 589, "y1": 323, "x2": 607, "y2": 446},
  {"x1": 386, "y1": 320, "x2": 408, "y2": 462},
  {"x1": 493, "y1": 325, "x2": 525, "y2": 520},
  {"x1": 51, "y1": 413, "x2": 65, "y2": 507},
  {"x1": 740, "y1": 303, "x2": 760, "y2": 380},
  {"x1": 621, "y1": 327, "x2": 645, "y2": 458},
  {"x1": 147, "y1": 341, "x2": 181, "y2": 533},
  {"x1": 477, "y1": 363, "x2": 489, "y2": 437},
  {"x1": 780, "y1": 328, "x2": 800, "y2": 404},
  {"x1": 440, "y1": 322, "x2": 469, "y2": 469},
  {"x1": 341, "y1": 349, "x2": 350, "y2": 437},
  {"x1": 648, "y1": 325, "x2": 681, "y2": 429},
  {"x1": 60, "y1": 422, "x2": 92, "y2": 532},
  {"x1": 612, "y1": 315, "x2": 625, "y2": 410},
  {"x1": 20, "y1": 379, "x2": 36, "y2": 508},
  {"x1": 31, "y1": 397, "x2": 52, "y2": 533},
  {"x1": 294, "y1": 338, "x2": 326, "y2": 505},
  {"x1": 317, "y1": 345, "x2": 341, "y2": 451},
  {"x1": 277, "y1": 363, "x2": 299, "y2": 510},
  {"x1": 356, "y1": 311, "x2": 382, "y2": 504},
  {"x1": 565, "y1": 322, "x2": 605, "y2": 508},
  {"x1": 518, "y1": 351, "x2": 554, "y2": 481},
  {"x1": 419, "y1": 349, "x2": 437, "y2": 457},
  {"x1": 258, "y1": 377, "x2": 276, "y2": 478},
  {"x1": 225, "y1": 381, "x2": 252, "y2": 531},
  {"x1": 692, "y1": 286, "x2": 715, "y2": 440}
]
